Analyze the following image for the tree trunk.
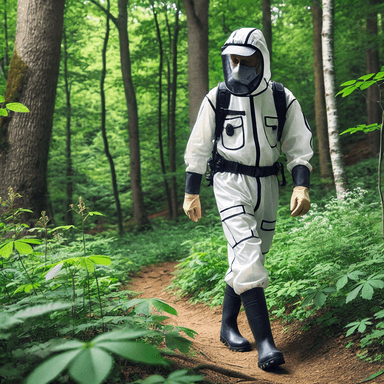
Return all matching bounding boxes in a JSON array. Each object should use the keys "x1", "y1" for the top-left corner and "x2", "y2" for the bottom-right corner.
[
  {"x1": 101, "y1": 0, "x2": 124, "y2": 236},
  {"x1": 183, "y1": 0, "x2": 209, "y2": 129},
  {"x1": 322, "y1": 0, "x2": 347, "y2": 198},
  {"x1": 169, "y1": 4, "x2": 180, "y2": 221},
  {"x1": 366, "y1": 0, "x2": 380, "y2": 156},
  {"x1": 0, "y1": 0, "x2": 65, "y2": 224},
  {"x1": 262, "y1": 0, "x2": 272, "y2": 62},
  {"x1": 152, "y1": 2, "x2": 172, "y2": 220},
  {"x1": 63, "y1": 26, "x2": 74, "y2": 226},
  {"x1": 117, "y1": 0, "x2": 150, "y2": 228},
  {"x1": 312, "y1": 0, "x2": 332, "y2": 180}
]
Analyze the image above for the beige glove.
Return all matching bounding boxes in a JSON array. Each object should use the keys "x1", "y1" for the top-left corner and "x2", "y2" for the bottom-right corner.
[
  {"x1": 290, "y1": 187, "x2": 310, "y2": 217},
  {"x1": 183, "y1": 194, "x2": 201, "y2": 222}
]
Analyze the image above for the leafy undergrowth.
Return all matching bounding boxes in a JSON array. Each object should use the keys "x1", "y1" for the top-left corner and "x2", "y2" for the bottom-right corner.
[
  {"x1": 0, "y1": 190, "x2": 205, "y2": 384},
  {"x1": 172, "y1": 187, "x2": 384, "y2": 367}
]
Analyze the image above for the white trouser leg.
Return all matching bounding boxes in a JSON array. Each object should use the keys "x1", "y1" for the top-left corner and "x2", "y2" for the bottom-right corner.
[{"x1": 213, "y1": 172, "x2": 279, "y2": 295}]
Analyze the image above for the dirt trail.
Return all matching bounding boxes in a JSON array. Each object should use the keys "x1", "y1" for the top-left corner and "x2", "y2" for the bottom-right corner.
[{"x1": 128, "y1": 262, "x2": 383, "y2": 384}]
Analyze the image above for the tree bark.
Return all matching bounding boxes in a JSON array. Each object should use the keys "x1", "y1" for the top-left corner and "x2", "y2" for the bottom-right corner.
[
  {"x1": 312, "y1": 0, "x2": 332, "y2": 180},
  {"x1": 63, "y1": 26, "x2": 74, "y2": 226},
  {"x1": 262, "y1": 0, "x2": 272, "y2": 62},
  {"x1": 183, "y1": 0, "x2": 209, "y2": 129},
  {"x1": 366, "y1": 0, "x2": 380, "y2": 156},
  {"x1": 169, "y1": 4, "x2": 180, "y2": 220},
  {"x1": 117, "y1": 0, "x2": 150, "y2": 228},
  {"x1": 322, "y1": 0, "x2": 347, "y2": 198},
  {"x1": 0, "y1": 0, "x2": 65, "y2": 223},
  {"x1": 101, "y1": 0, "x2": 124, "y2": 236},
  {"x1": 152, "y1": 2, "x2": 172, "y2": 220}
]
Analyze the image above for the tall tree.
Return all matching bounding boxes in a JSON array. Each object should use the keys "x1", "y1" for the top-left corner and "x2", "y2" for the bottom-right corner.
[
  {"x1": 100, "y1": 0, "x2": 124, "y2": 235},
  {"x1": 322, "y1": 0, "x2": 347, "y2": 197},
  {"x1": 169, "y1": 2, "x2": 180, "y2": 220},
  {"x1": 262, "y1": 0, "x2": 272, "y2": 61},
  {"x1": 63, "y1": 26, "x2": 73, "y2": 226},
  {"x1": 89, "y1": 0, "x2": 150, "y2": 228},
  {"x1": 366, "y1": 0, "x2": 381, "y2": 156},
  {"x1": 312, "y1": 0, "x2": 331, "y2": 180},
  {"x1": 0, "y1": 0, "x2": 65, "y2": 222},
  {"x1": 183, "y1": 0, "x2": 209, "y2": 129}
]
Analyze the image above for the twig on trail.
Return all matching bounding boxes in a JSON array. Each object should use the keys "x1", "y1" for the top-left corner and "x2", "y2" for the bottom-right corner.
[{"x1": 161, "y1": 351, "x2": 263, "y2": 382}]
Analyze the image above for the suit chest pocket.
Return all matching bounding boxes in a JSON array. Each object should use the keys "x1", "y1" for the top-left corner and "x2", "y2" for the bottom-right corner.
[
  {"x1": 264, "y1": 116, "x2": 278, "y2": 148},
  {"x1": 222, "y1": 116, "x2": 245, "y2": 150}
]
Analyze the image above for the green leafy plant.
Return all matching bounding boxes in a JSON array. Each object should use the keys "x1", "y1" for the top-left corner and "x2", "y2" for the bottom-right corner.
[
  {"x1": 337, "y1": 67, "x2": 384, "y2": 234},
  {"x1": 0, "y1": 95, "x2": 30, "y2": 116}
]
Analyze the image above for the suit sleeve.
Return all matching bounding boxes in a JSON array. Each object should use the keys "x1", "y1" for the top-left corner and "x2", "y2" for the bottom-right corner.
[
  {"x1": 280, "y1": 89, "x2": 313, "y2": 176},
  {"x1": 184, "y1": 88, "x2": 217, "y2": 176}
]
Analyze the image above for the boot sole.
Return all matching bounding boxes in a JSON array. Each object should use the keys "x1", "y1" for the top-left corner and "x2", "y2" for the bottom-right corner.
[
  {"x1": 258, "y1": 353, "x2": 285, "y2": 370},
  {"x1": 220, "y1": 335, "x2": 252, "y2": 352}
]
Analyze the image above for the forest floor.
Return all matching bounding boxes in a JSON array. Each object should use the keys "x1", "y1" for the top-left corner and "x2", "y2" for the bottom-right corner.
[{"x1": 124, "y1": 261, "x2": 384, "y2": 384}]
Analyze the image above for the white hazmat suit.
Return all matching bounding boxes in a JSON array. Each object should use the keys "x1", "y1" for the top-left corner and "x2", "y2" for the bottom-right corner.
[{"x1": 184, "y1": 28, "x2": 313, "y2": 296}]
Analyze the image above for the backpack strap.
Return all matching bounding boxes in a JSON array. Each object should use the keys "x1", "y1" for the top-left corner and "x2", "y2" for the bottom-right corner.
[
  {"x1": 272, "y1": 81, "x2": 287, "y2": 141},
  {"x1": 214, "y1": 82, "x2": 231, "y2": 140}
]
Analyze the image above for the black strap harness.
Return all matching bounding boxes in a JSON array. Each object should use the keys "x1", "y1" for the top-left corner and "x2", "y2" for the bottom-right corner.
[{"x1": 206, "y1": 81, "x2": 287, "y2": 186}]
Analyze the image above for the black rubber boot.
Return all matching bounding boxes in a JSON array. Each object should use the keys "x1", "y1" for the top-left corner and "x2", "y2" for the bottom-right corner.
[
  {"x1": 220, "y1": 284, "x2": 251, "y2": 352},
  {"x1": 241, "y1": 287, "x2": 285, "y2": 370}
]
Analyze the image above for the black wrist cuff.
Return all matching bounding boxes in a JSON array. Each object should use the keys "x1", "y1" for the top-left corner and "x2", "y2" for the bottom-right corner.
[
  {"x1": 185, "y1": 172, "x2": 202, "y2": 194},
  {"x1": 292, "y1": 165, "x2": 310, "y2": 188}
]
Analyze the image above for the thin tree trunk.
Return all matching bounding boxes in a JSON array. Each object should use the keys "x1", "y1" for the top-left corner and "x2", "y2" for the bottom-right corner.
[
  {"x1": 88, "y1": 0, "x2": 150, "y2": 229},
  {"x1": 312, "y1": 0, "x2": 332, "y2": 180},
  {"x1": 63, "y1": 27, "x2": 74, "y2": 226},
  {"x1": 183, "y1": 0, "x2": 209, "y2": 129},
  {"x1": 322, "y1": 0, "x2": 347, "y2": 198},
  {"x1": 151, "y1": 2, "x2": 172, "y2": 219},
  {"x1": 366, "y1": 0, "x2": 380, "y2": 156},
  {"x1": 101, "y1": 0, "x2": 124, "y2": 236},
  {"x1": 169, "y1": 3, "x2": 180, "y2": 221},
  {"x1": 0, "y1": 0, "x2": 65, "y2": 223},
  {"x1": 117, "y1": 0, "x2": 150, "y2": 228},
  {"x1": 262, "y1": 0, "x2": 272, "y2": 62}
]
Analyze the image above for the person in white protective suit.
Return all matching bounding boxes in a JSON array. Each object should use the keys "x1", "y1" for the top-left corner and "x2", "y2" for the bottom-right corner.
[{"x1": 183, "y1": 28, "x2": 313, "y2": 370}]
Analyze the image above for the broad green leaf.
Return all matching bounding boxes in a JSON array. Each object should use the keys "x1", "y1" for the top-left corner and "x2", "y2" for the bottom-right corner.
[
  {"x1": 151, "y1": 299, "x2": 178, "y2": 316},
  {"x1": 346, "y1": 285, "x2": 362, "y2": 303},
  {"x1": 0, "y1": 242, "x2": 14, "y2": 258},
  {"x1": 88, "y1": 211, "x2": 104, "y2": 216},
  {"x1": 26, "y1": 349, "x2": 82, "y2": 384},
  {"x1": 0, "y1": 95, "x2": 5, "y2": 102},
  {"x1": 79, "y1": 257, "x2": 95, "y2": 272},
  {"x1": 15, "y1": 302, "x2": 72, "y2": 319},
  {"x1": 374, "y1": 71, "x2": 384, "y2": 80},
  {"x1": 54, "y1": 340, "x2": 85, "y2": 352},
  {"x1": 6, "y1": 102, "x2": 29, "y2": 112},
  {"x1": 340, "y1": 80, "x2": 356, "y2": 86},
  {"x1": 313, "y1": 291, "x2": 327, "y2": 307},
  {"x1": 358, "y1": 73, "x2": 375, "y2": 81},
  {"x1": 68, "y1": 347, "x2": 113, "y2": 384},
  {"x1": 24, "y1": 284, "x2": 33, "y2": 293},
  {"x1": 368, "y1": 280, "x2": 384, "y2": 289},
  {"x1": 48, "y1": 225, "x2": 75, "y2": 234},
  {"x1": 359, "y1": 80, "x2": 376, "y2": 90},
  {"x1": 87, "y1": 255, "x2": 111, "y2": 266},
  {"x1": 346, "y1": 324, "x2": 359, "y2": 337},
  {"x1": 165, "y1": 331, "x2": 192, "y2": 354},
  {"x1": 336, "y1": 275, "x2": 348, "y2": 291},
  {"x1": 46, "y1": 263, "x2": 64, "y2": 281},
  {"x1": 97, "y1": 341, "x2": 164, "y2": 365},
  {"x1": 176, "y1": 326, "x2": 198, "y2": 339},
  {"x1": 93, "y1": 329, "x2": 150, "y2": 343},
  {"x1": 361, "y1": 282, "x2": 374, "y2": 300},
  {"x1": 0, "y1": 108, "x2": 8, "y2": 116},
  {"x1": 341, "y1": 85, "x2": 357, "y2": 97},
  {"x1": 17, "y1": 238, "x2": 41, "y2": 245},
  {"x1": 14, "y1": 240, "x2": 33, "y2": 255}
]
